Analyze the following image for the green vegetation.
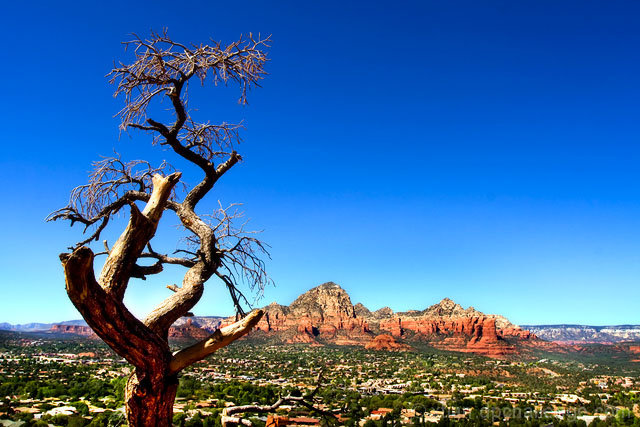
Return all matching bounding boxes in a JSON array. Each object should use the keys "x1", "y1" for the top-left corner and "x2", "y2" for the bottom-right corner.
[{"x1": 1, "y1": 332, "x2": 639, "y2": 426}]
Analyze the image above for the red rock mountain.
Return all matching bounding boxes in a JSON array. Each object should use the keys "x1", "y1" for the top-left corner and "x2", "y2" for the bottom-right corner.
[
  {"x1": 50, "y1": 282, "x2": 539, "y2": 357},
  {"x1": 241, "y1": 282, "x2": 372, "y2": 346},
  {"x1": 50, "y1": 324, "x2": 96, "y2": 337},
  {"x1": 221, "y1": 282, "x2": 539, "y2": 357}
]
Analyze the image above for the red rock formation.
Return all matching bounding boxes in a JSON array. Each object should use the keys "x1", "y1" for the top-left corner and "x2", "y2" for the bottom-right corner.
[
  {"x1": 462, "y1": 318, "x2": 517, "y2": 357},
  {"x1": 500, "y1": 326, "x2": 535, "y2": 340},
  {"x1": 477, "y1": 318, "x2": 499, "y2": 344},
  {"x1": 77, "y1": 352, "x2": 97, "y2": 358},
  {"x1": 287, "y1": 332, "x2": 322, "y2": 346},
  {"x1": 223, "y1": 283, "x2": 373, "y2": 345},
  {"x1": 219, "y1": 287, "x2": 543, "y2": 357},
  {"x1": 378, "y1": 299, "x2": 537, "y2": 357},
  {"x1": 365, "y1": 334, "x2": 412, "y2": 351},
  {"x1": 168, "y1": 318, "x2": 210, "y2": 340},
  {"x1": 254, "y1": 303, "x2": 290, "y2": 332},
  {"x1": 50, "y1": 324, "x2": 97, "y2": 337},
  {"x1": 379, "y1": 315, "x2": 498, "y2": 339}
]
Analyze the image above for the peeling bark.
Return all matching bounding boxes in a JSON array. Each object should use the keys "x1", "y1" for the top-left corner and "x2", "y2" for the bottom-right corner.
[{"x1": 100, "y1": 172, "x2": 181, "y2": 300}]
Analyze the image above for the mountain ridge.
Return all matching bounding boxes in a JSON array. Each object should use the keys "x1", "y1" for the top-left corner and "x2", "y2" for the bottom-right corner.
[
  {"x1": 522, "y1": 324, "x2": 640, "y2": 344},
  {"x1": 5, "y1": 283, "x2": 638, "y2": 349},
  {"x1": 214, "y1": 282, "x2": 540, "y2": 357}
]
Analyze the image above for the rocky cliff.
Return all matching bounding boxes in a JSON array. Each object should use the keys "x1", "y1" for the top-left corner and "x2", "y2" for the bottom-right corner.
[
  {"x1": 245, "y1": 282, "x2": 372, "y2": 346},
  {"x1": 365, "y1": 334, "x2": 412, "y2": 351},
  {"x1": 49, "y1": 324, "x2": 96, "y2": 337},
  {"x1": 49, "y1": 317, "x2": 222, "y2": 341},
  {"x1": 221, "y1": 282, "x2": 538, "y2": 357},
  {"x1": 48, "y1": 282, "x2": 540, "y2": 358},
  {"x1": 376, "y1": 298, "x2": 535, "y2": 356}
]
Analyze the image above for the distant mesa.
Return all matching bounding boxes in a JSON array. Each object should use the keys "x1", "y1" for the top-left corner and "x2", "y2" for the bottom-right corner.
[
  {"x1": 522, "y1": 324, "x2": 640, "y2": 344},
  {"x1": 50, "y1": 324, "x2": 95, "y2": 337},
  {"x1": 0, "y1": 320, "x2": 85, "y2": 333},
  {"x1": 32, "y1": 281, "x2": 638, "y2": 358},
  {"x1": 48, "y1": 316, "x2": 225, "y2": 340}
]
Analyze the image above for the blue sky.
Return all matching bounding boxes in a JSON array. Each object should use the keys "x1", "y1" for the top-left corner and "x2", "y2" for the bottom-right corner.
[{"x1": 1, "y1": 1, "x2": 639, "y2": 325}]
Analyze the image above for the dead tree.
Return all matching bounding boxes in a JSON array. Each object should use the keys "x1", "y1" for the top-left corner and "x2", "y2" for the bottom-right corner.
[{"x1": 47, "y1": 30, "x2": 270, "y2": 427}]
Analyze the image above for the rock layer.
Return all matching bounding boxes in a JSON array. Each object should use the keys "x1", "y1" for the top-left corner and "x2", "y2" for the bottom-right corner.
[
  {"x1": 50, "y1": 319, "x2": 212, "y2": 341},
  {"x1": 50, "y1": 324, "x2": 96, "y2": 337}
]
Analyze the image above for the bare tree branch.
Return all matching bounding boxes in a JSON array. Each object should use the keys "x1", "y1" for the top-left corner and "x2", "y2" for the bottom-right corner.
[
  {"x1": 46, "y1": 155, "x2": 180, "y2": 248},
  {"x1": 131, "y1": 261, "x2": 163, "y2": 280},
  {"x1": 169, "y1": 309, "x2": 264, "y2": 374},
  {"x1": 49, "y1": 30, "x2": 271, "y2": 427},
  {"x1": 139, "y1": 243, "x2": 197, "y2": 268},
  {"x1": 109, "y1": 29, "x2": 267, "y2": 211},
  {"x1": 109, "y1": 29, "x2": 269, "y2": 132}
]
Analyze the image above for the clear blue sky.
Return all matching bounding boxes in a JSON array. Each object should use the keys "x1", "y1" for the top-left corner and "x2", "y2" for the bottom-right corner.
[{"x1": 1, "y1": 1, "x2": 639, "y2": 326}]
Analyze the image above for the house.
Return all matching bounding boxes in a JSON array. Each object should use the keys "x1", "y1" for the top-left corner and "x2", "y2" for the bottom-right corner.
[
  {"x1": 369, "y1": 407, "x2": 394, "y2": 420},
  {"x1": 266, "y1": 415, "x2": 321, "y2": 426}
]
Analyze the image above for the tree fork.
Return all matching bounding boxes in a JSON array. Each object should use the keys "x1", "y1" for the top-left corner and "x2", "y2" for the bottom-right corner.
[{"x1": 60, "y1": 247, "x2": 170, "y2": 370}]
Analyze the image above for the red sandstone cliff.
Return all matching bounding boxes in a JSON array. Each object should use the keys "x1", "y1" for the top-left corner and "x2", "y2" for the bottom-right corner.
[
  {"x1": 223, "y1": 283, "x2": 539, "y2": 357},
  {"x1": 50, "y1": 324, "x2": 97, "y2": 337},
  {"x1": 169, "y1": 318, "x2": 211, "y2": 340},
  {"x1": 50, "y1": 283, "x2": 540, "y2": 358},
  {"x1": 377, "y1": 298, "x2": 536, "y2": 357},
  {"x1": 224, "y1": 282, "x2": 372, "y2": 345}
]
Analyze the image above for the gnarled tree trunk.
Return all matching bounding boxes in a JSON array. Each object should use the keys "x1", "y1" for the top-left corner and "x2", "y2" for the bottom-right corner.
[
  {"x1": 61, "y1": 242, "x2": 264, "y2": 425},
  {"x1": 125, "y1": 370, "x2": 178, "y2": 427}
]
